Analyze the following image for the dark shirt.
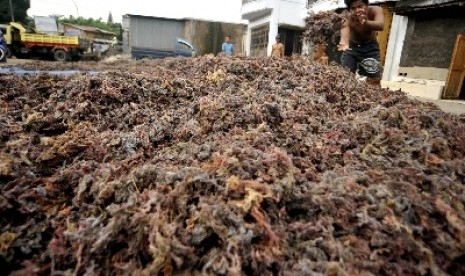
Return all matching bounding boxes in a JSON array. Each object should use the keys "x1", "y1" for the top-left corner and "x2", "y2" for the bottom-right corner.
[{"x1": 0, "y1": 35, "x2": 7, "y2": 48}]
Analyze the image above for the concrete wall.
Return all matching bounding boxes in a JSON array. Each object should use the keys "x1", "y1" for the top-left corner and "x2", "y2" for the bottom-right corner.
[
  {"x1": 400, "y1": 8, "x2": 465, "y2": 70},
  {"x1": 278, "y1": 0, "x2": 307, "y2": 27},
  {"x1": 398, "y1": 66, "x2": 449, "y2": 81},
  {"x1": 185, "y1": 20, "x2": 247, "y2": 56},
  {"x1": 129, "y1": 16, "x2": 185, "y2": 50}
]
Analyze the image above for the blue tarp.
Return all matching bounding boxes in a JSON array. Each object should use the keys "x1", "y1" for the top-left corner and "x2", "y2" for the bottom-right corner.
[{"x1": 0, "y1": 66, "x2": 98, "y2": 76}]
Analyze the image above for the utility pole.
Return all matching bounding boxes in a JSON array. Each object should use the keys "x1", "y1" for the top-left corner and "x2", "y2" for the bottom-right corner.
[
  {"x1": 9, "y1": 0, "x2": 15, "y2": 22},
  {"x1": 71, "y1": 0, "x2": 80, "y2": 17}
]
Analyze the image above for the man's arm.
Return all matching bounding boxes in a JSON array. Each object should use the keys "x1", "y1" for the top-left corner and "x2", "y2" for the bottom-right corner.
[
  {"x1": 338, "y1": 20, "x2": 351, "y2": 51},
  {"x1": 362, "y1": 6, "x2": 384, "y2": 31},
  {"x1": 280, "y1": 44, "x2": 284, "y2": 57}
]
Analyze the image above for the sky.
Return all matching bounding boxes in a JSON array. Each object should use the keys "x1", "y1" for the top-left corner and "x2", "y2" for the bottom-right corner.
[{"x1": 28, "y1": 0, "x2": 244, "y2": 23}]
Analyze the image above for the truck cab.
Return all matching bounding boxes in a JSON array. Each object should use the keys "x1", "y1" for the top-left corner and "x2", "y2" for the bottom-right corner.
[
  {"x1": 131, "y1": 37, "x2": 195, "y2": 60},
  {"x1": 176, "y1": 38, "x2": 196, "y2": 57},
  {"x1": 2, "y1": 22, "x2": 88, "y2": 61}
]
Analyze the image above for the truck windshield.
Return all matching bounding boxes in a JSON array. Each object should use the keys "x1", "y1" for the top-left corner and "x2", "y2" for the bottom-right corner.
[
  {"x1": 178, "y1": 42, "x2": 192, "y2": 50},
  {"x1": 176, "y1": 38, "x2": 193, "y2": 50}
]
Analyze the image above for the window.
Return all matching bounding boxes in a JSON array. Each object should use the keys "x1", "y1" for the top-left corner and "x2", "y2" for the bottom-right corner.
[
  {"x1": 178, "y1": 42, "x2": 191, "y2": 50},
  {"x1": 307, "y1": 0, "x2": 316, "y2": 7},
  {"x1": 251, "y1": 25, "x2": 269, "y2": 50}
]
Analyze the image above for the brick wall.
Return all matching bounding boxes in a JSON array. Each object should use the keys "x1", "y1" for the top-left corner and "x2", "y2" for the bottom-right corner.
[{"x1": 185, "y1": 20, "x2": 247, "y2": 56}]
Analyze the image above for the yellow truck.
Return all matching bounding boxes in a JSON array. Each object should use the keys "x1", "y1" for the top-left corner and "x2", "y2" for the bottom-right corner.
[{"x1": 1, "y1": 22, "x2": 89, "y2": 61}]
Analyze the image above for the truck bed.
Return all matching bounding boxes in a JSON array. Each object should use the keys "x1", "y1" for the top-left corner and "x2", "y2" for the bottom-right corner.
[{"x1": 21, "y1": 33, "x2": 80, "y2": 47}]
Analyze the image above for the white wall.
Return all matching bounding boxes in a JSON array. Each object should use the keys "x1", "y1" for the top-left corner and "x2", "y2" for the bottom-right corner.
[
  {"x1": 382, "y1": 14, "x2": 408, "y2": 81},
  {"x1": 308, "y1": 0, "x2": 345, "y2": 13},
  {"x1": 278, "y1": 0, "x2": 308, "y2": 27},
  {"x1": 246, "y1": 13, "x2": 273, "y2": 56}
]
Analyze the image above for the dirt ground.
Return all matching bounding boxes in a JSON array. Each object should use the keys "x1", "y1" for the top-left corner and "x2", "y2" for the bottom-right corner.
[
  {"x1": 3, "y1": 58, "x2": 34, "y2": 65},
  {"x1": 2, "y1": 58, "x2": 465, "y2": 115}
]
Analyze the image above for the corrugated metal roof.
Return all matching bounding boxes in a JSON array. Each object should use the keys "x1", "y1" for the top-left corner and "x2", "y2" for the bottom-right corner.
[
  {"x1": 124, "y1": 14, "x2": 185, "y2": 22},
  {"x1": 61, "y1": 23, "x2": 115, "y2": 35},
  {"x1": 124, "y1": 14, "x2": 247, "y2": 25},
  {"x1": 394, "y1": 0, "x2": 465, "y2": 13},
  {"x1": 396, "y1": 0, "x2": 462, "y2": 7}
]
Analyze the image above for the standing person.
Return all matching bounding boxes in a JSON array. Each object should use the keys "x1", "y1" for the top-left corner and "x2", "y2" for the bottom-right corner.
[
  {"x1": 221, "y1": 36, "x2": 234, "y2": 55},
  {"x1": 93, "y1": 43, "x2": 102, "y2": 60},
  {"x1": 271, "y1": 35, "x2": 285, "y2": 58},
  {"x1": 313, "y1": 44, "x2": 329, "y2": 65},
  {"x1": 0, "y1": 31, "x2": 8, "y2": 63},
  {"x1": 338, "y1": 0, "x2": 384, "y2": 86}
]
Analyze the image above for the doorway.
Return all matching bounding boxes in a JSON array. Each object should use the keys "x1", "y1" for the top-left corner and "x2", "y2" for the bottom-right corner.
[{"x1": 277, "y1": 27, "x2": 302, "y2": 56}]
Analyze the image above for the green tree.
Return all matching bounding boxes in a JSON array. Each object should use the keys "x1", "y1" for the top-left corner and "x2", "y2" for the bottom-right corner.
[{"x1": 0, "y1": 0, "x2": 30, "y2": 23}]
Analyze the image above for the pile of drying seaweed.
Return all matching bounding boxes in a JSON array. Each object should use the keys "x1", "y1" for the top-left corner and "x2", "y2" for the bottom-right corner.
[
  {"x1": 303, "y1": 11, "x2": 347, "y2": 46},
  {"x1": 1, "y1": 55, "x2": 465, "y2": 275}
]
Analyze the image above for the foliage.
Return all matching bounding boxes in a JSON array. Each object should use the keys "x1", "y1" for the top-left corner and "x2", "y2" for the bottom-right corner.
[{"x1": 0, "y1": 0, "x2": 30, "y2": 24}]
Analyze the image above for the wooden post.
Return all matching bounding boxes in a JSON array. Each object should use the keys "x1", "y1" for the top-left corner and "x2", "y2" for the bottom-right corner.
[{"x1": 443, "y1": 35, "x2": 465, "y2": 99}]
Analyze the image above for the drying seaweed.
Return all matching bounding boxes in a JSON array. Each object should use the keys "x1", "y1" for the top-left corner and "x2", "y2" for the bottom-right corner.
[
  {"x1": 303, "y1": 11, "x2": 347, "y2": 46},
  {"x1": 1, "y1": 55, "x2": 465, "y2": 275}
]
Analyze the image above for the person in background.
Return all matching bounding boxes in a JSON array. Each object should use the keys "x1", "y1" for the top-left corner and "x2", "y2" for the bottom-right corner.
[
  {"x1": 313, "y1": 43, "x2": 329, "y2": 65},
  {"x1": 221, "y1": 36, "x2": 234, "y2": 55},
  {"x1": 0, "y1": 31, "x2": 8, "y2": 63},
  {"x1": 338, "y1": 0, "x2": 384, "y2": 86},
  {"x1": 271, "y1": 35, "x2": 285, "y2": 58},
  {"x1": 93, "y1": 43, "x2": 102, "y2": 59}
]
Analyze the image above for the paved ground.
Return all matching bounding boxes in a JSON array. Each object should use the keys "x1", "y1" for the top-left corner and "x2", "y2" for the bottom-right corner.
[
  {"x1": 2, "y1": 58, "x2": 465, "y2": 115},
  {"x1": 410, "y1": 96, "x2": 465, "y2": 115}
]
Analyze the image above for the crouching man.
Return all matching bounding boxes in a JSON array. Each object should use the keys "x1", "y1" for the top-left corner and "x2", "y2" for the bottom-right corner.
[{"x1": 338, "y1": 0, "x2": 384, "y2": 86}]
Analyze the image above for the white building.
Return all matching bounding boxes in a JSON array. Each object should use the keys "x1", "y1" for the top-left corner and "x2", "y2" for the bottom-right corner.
[{"x1": 241, "y1": 0, "x2": 310, "y2": 57}]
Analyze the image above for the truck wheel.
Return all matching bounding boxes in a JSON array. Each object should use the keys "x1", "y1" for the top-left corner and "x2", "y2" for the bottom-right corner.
[
  {"x1": 5, "y1": 47, "x2": 12, "y2": 58},
  {"x1": 54, "y1": 49, "x2": 69, "y2": 61},
  {"x1": 0, "y1": 48, "x2": 6, "y2": 62},
  {"x1": 70, "y1": 53, "x2": 81, "y2": 61}
]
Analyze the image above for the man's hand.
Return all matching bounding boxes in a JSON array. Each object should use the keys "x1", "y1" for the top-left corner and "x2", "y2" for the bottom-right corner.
[
  {"x1": 357, "y1": 10, "x2": 367, "y2": 25},
  {"x1": 337, "y1": 43, "x2": 351, "y2": 52},
  {"x1": 350, "y1": 9, "x2": 367, "y2": 25}
]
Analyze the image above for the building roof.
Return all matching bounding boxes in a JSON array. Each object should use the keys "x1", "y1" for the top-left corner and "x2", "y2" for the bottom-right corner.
[
  {"x1": 308, "y1": 0, "x2": 401, "y2": 12},
  {"x1": 123, "y1": 14, "x2": 247, "y2": 25},
  {"x1": 61, "y1": 23, "x2": 115, "y2": 35},
  {"x1": 394, "y1": 0, "x2": 465, "y2": 13}
]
